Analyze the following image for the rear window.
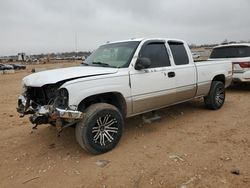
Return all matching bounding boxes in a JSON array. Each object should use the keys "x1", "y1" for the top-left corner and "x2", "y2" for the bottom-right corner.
[
  {"x1": 210, "y1": 46, "x2": 250, "y2": 58},
  {"x1": 168, "y1": 42, "x2": 189, "y2": 65}
]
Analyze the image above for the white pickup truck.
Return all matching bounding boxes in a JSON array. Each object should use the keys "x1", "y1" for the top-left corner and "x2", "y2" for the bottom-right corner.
[{"x1": 17, "y1": 38, "x2": 232, "y2": 154}]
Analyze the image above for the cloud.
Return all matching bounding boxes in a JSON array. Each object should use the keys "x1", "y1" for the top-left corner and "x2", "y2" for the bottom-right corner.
[{"x1": 0, "y1": 0, "x2": 249, "y2": 55}]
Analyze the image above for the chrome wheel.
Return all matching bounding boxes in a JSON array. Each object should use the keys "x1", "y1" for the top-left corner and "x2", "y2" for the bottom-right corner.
[
  {"x1": 215, "y1": 87, "x2": 225, "y2": 105},
  {"x1": 92, "y1": 114, "x2": 118, "y2": 146},
  {"x1": 76, "y1": 103, "x2": 124, "y2": 154}
]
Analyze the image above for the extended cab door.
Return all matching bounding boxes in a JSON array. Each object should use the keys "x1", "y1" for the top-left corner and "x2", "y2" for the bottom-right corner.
[
  {"x1": 167, "y1": 41, "x2": 197, "y2": 101},
  {"x1": 130, "y1": 40, "x2": 176, "y2": 114}
]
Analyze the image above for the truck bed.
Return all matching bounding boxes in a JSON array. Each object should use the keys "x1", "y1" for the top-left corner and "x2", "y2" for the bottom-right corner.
[{"x1": 195, "y1": 60, "x2": 232, "y2": 97}]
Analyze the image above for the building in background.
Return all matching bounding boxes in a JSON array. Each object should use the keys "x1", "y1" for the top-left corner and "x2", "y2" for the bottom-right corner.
[{"x1": 17, "y1": 53, "x2": 26, "y2": 62}]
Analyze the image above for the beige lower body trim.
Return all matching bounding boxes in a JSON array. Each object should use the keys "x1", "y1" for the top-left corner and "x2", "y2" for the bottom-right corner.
[
  {"x1": 127, "y1": 83, "x2": 212, "y2": 118},
  {"x1": 196, "y1": 81, "x2": 211, "y2": 96},
  {"x1": 175, "y1": 85, "x2": 196, "y2": 101},
  {"x1": 125, "y1": 97, "x2": 133, "y2": 117},
  {"x1": 132, "y1": 89, "x2": 176, "y2": 114}
]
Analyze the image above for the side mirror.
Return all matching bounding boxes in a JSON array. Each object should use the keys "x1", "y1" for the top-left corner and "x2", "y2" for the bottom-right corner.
[{"x1": 135, "y1": 58, "x2": 151, "y2": 70}]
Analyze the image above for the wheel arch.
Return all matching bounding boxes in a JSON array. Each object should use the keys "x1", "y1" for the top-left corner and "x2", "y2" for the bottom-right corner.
[
  {"x1": 212, "y1": 74, "x2": 225, "y2": 84},
  {"x1": 77, "y1": 92, "x2": 127, "y2": 118}
]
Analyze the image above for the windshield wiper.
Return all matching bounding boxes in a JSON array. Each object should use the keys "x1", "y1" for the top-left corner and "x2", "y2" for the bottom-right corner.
[
  {"x1": 80, "y1": 62, "x2": 89, "y2": 66},
  {"x1": 92, "y1": 61, "x2": 116, "y2": 68},
  {"x1": 92, "y1": 61, "x2": 109, "y2": 66}
]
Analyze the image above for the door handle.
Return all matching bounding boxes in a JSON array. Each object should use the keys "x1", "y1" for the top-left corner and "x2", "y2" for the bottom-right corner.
[{"x1": 168, "y1": 72, "x2": 175, "y2": 78}]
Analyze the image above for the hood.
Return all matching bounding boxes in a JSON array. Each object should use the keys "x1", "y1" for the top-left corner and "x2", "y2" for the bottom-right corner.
[{"x1": 23, "y1": 66, "x2": 118, "y2": 87}]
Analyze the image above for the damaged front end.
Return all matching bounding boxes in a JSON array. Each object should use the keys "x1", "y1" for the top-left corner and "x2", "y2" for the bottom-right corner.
[{"x1": 17, "y1": 83, "x2": 83, "y2": 132}]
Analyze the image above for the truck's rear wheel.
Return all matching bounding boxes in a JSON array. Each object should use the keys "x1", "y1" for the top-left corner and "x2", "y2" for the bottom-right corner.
[
  {"x1": 204, "y1": 81, "x2": 225, "y2": 110},
  {"x1": 75, "y1": 103, "x2": 124, "y2": 154}
]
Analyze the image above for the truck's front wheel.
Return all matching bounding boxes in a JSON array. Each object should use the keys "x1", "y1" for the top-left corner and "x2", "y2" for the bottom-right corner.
[
  {"x1": 204, "y1": 81, "x2": 225, "y2": 110},
  {"x1": 75, "y1": 103, "x2": 124, "y2": 154}
]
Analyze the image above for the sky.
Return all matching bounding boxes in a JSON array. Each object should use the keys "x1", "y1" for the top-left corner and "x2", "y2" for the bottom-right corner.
[{"x1": 0, "y1": 0, "x2": 250, "y2": 56}]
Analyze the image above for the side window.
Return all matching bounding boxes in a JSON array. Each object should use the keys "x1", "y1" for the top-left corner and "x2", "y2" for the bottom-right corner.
[
  {"x1": 168, "y1": 42, "x2": 189, "y2": 65},
  {"x1": 140, "y1": 43, "x2": 171, "y2": 68}
]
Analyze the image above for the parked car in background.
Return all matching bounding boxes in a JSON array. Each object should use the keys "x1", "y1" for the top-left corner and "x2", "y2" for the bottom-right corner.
[
  {"x1": 209, "y1": 43, "x2": 250, "y2": 83},
  {"x1": 9, "y1": 63, "x2": 26, "y2": 70},
  {"x1": 0, "y1": 64, "x2": 14, "y2": 70},
  {"x1": 192, "y1": 52, "x2": 200, "y2": 60}
]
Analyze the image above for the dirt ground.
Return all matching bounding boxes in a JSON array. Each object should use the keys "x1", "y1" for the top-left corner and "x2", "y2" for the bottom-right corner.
[{"x1": 0, "y1": 63, "x2": 250, "y2": 188}]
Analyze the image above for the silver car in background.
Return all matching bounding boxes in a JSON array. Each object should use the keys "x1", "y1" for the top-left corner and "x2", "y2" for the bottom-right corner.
[{"x1": 0, "y1": 64, "x2": 14, "y2": 70}]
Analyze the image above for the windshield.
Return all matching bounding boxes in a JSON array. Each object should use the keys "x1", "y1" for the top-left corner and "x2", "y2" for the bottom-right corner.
[
  {"x1": 84, "y1": 41, "x2": 140, "y2": 68},
  {"x1": 210, "y1": 46, "x2": 250, "y2": 58}
]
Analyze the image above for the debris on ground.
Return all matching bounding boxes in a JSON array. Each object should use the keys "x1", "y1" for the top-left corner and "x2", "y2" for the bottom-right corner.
[
  {"x1": 220, "y1": 179, "x2": 227, "y2": 184},
  {"x1": 243, "y1": 177, "x2": 250, "y2": 183},
  {"x1": 22, "y1": 176, "x2": 39, "y2": 184},
  {"x1": 48, "y1": 143, "x2": 55, "y2": 149},
  {"x1": 142, "y1": 113, "x2": 161, "y2": 124},
  {"x1": 180, "y1": 175, "x2": 201, "y2": 188},
  {"x1": 74, "y1": 169, "x2": 81, "y2": 175},
  {"x1": 231, "y1": 168, "x2": 240, "y2": 175},
  {"x1": 220, "y1": 156, "x2": 232, "y2": 161},
  {"x1": 169, "y1": 154, "x2": 185, "y2": 162},
  {"x1": 96, "y1": 160, "x2": 110, "y2": 167},
  {"x1": 63, "y1": 154, "x2": 71, "y2": 161}
]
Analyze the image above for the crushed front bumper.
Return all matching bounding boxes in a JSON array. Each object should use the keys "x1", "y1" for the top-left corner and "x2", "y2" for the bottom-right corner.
[
  {"x1": 55, "y1": 108, "x2": 83, "y2": 119},
  {"x1": 17, "y1": 94, "x2": 83, "y2": 126}
]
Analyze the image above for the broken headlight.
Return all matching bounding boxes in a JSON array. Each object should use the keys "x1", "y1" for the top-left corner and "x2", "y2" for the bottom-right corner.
[{"x1": 55, "y1": 88, "x2": 69, "y2": 109}]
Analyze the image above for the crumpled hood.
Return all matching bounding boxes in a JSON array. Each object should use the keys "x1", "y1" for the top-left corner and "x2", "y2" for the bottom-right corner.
[{"x1": 23, "y1": 66, "x2": 118, "y2": 87}]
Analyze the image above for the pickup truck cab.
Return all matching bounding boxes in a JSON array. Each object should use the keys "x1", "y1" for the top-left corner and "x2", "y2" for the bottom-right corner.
[
  {"x1": 209, "y1": 43, "x2": 250, "y2": 83},
  {"x1": 17, "y1": 38, "x2": 232, "y2": 154}
]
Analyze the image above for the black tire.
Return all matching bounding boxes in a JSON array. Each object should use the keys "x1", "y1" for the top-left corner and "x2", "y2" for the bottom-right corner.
[
  {"x1": 75, "y1": 103, "x2": 124, "y2": 154},
  {"x1": 204, "y1": 81, "x2": 225, "y2": 110}
]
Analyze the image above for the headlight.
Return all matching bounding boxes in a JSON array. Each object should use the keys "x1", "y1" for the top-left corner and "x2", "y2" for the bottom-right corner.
[
  {"x1": 21, "y1": 81, "x2": 27, "y2": 94},
  {"x1": 55, "y1": 88, "x2": 69, "y2": 109}
]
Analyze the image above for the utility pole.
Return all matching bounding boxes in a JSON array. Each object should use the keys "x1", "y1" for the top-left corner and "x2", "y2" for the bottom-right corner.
[{"x1": 75, "y1": 32, "x2": 78, "y2": 57}]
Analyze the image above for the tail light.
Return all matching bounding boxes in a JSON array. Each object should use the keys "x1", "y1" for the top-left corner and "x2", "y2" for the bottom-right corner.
[{"x1": 236, "y1": 62, "x2": 250, "y2": 68}]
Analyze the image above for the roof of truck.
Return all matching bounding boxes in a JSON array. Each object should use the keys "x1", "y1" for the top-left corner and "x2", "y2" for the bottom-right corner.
[
  {"x1": 107, "y1": 38, "x2": 185, "y2": 44},
  {"x1": 214, "y1": 43, "x2": 250, "y2": 49}
]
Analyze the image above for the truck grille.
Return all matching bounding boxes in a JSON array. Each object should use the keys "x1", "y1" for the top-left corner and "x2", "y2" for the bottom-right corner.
[{"x1": 27, "y1": 87, "x2": 46, "y2": 106}]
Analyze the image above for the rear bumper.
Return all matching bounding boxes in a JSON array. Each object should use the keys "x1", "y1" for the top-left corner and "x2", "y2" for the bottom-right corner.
[{"x1": 233, "y1": 71, "x2": 250, "y2": 82}]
